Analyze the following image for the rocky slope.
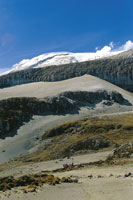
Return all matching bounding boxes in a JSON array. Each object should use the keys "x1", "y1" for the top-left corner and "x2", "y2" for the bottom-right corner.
[
  {"x1": 18, "y1": 114, "x2": 133, "y2": 162},
  {"x1": 0, "y1": 90, "x2": 129, "y2": 138},
  {"x1": 0, "y1": 50, "x2": 133, "y2": 91}
]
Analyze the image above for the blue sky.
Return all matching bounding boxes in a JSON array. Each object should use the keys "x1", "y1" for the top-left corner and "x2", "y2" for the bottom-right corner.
[{"x1": 0, "y1": 0, "x2": 132, "y2": 72}]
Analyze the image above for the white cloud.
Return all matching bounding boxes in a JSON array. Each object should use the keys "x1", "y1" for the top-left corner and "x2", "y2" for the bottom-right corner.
[
  {"x1": 109, "y1": 41, "x2": 114, "y2": 48},
  {"x1": 118, "y1": 40, "x2": 133, "y2": 51},
  {"x1": 95, "y1": 40, "x2": 133, "y2": 55}
]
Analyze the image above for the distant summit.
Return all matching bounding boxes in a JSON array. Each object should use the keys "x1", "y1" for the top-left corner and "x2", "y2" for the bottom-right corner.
[{"x1": 2, "y1": 50, "x2": 122, "y2": 75}]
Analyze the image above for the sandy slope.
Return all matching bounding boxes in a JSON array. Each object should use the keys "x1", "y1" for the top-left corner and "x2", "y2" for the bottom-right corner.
[
  {"x1": 1, "y1": 179, "x2": 132, "y2": 200},
  {"x1": 0, "y1": 151, "x2": 111, "y2": 177},
  {"x1": 0, "y1": 151, "x2": 132, "y2": 200},
  {"x1": 0, "y1": 74, "x2": 133, "y2": 103}
]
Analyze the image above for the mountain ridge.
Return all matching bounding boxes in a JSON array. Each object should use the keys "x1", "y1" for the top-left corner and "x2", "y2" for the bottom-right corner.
[
  {"x1": 0, "y1": 50, "x2": 133, "y2": 92},
  {"x1": 1, "y1": 50, "x2": 122, "y2": 75}
]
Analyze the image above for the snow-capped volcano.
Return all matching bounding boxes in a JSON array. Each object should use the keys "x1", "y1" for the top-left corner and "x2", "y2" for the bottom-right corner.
[
  {"x1": 1, "y1": 40, "x2": 133, "y2": 76},
  {"x1": 2, "y1": 49, "x2": 122, "y2": 75}
]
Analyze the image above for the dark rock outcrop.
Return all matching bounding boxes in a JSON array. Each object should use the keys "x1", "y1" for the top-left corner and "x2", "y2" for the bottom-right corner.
[
  {"x1": 66, "y1": 136, "x2": 112, "y2": 152},
  {"x1": 0, "y1": 90, "x2": 129, "y2": 138},
  {"x1": 113, "y1": 143, "x2": 133, "y2": 158}
]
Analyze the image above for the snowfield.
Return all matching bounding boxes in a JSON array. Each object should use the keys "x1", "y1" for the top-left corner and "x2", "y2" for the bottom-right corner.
[
  {"x1": 1, "y1": 40, "x2": 133, "y2": 75},
  {"x1": 2, "y1": 49, "x2": 122, "y2": 75}
]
